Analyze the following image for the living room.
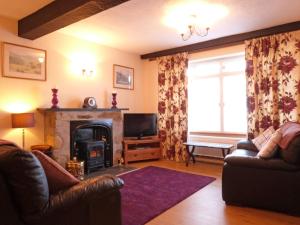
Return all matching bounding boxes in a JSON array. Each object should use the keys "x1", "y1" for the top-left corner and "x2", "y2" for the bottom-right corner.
[{"x1": 1, "y1": 0, "x2": 300, "y2": 225}]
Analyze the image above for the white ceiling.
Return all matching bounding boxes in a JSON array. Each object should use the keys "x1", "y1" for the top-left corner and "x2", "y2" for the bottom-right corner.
[
  {"x1": 58, "y1": 0, "x2": 300, "y2": 55},
  {"x1": 0, "y1": 0, "x2": 53, "y2": 19},
  {"x1": 1, "y1": 0, "x2": 300, "y2": 55}
]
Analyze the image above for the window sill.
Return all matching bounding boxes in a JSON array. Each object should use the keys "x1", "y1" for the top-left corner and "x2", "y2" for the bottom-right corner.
[
  {"x1": 188, "y1": 132, "x2": 247, "y2": 146},
  {"x1": 189, "y1": 131, "x2": 246, "y2": 139}
]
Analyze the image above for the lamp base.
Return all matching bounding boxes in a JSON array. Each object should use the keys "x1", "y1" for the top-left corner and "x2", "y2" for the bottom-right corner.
[{"x1": 22, "y1": 128, "x2": 25, "y2": 150}]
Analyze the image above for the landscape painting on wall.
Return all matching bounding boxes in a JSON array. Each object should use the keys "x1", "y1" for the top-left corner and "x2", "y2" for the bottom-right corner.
[
  {"x1": 2, "y1": 42, "x2": 46, "y2": 81},
  {"x1": 113, "y1": 64, "x2": 134, "y2": 90}
]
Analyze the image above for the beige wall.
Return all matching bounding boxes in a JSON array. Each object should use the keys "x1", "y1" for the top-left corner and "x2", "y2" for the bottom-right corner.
[
  {"x1": 189, "y1": 44, "x2": 244, "y2": 60},
  {"x1": 0, "y1": 16, "x2": 145, "y2": 149},
  {"x1": 142, "y1": 59, "x2": 158, "y2": 113}
]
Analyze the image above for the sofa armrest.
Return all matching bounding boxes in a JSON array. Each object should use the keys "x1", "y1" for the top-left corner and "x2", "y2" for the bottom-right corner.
[
  {"x1": 225, "y1": 150, "x2": 300, "y2": 171},
  {"x1": 48, "y1": 174, "x2": 123, "y2": 212},
  {"x1": 237, "y1": 139, "x2": 258, "y2": 152},
  {"x1": 0, "y1": 174, "x2": 25, "y2": 225}
]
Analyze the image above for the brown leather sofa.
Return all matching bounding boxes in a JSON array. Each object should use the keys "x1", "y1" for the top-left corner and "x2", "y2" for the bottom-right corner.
[
  {"x1": 0, "y1": 142, "x2": 124, "y2": 225},
  {"x1": 222, "y1": 138, "x2": 300, "y2": 215}
]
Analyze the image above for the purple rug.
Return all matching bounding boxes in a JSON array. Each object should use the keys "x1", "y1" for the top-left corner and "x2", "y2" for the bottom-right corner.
[{"x1": 119, "y1": 166, "x2": 216, "y2": 225}]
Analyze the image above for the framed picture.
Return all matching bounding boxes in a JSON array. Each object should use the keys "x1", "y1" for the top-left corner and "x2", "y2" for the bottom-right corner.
[
  {"x1": 2, "y1": 42, "x2": 47, "y2": 81},
  {"x1": 113, "y1": 64, "x2": 134, "y2": 90}
]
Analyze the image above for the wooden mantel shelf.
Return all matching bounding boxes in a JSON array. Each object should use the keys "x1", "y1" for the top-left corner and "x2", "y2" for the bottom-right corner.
[{"x1": 37, "y1": 108, "x2": 129, "y2": 112}]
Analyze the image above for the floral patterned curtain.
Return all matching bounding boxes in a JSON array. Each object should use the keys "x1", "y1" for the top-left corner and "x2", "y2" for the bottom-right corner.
[
  {"x1": 246, "y1": 31, "x2": 300, "y2": 139},
  {"x1": 157, "y1": 52, "x2": 188, "y2": 161}
]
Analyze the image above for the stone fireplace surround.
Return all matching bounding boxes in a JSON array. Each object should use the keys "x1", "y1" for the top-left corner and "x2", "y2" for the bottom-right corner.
[{"x1": 38, "y1": 108, "x2": 128, "y2": 167}]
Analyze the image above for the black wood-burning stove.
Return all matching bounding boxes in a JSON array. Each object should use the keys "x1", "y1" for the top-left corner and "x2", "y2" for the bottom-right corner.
[
  {"x1": 76, "y1": 140, "x2": 105, "y2": 174},
  {"x1": 70, "y1": 120, "x2": 113, "y2": 174}
]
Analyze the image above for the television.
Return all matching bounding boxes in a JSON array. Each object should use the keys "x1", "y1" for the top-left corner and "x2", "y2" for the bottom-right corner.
[{"x1": 123, "y1": 113, "x2": 157, "y2": 139}]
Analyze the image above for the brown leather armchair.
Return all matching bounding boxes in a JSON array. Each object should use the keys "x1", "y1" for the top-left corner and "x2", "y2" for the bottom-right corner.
[
  {"x1": 222, "y1": 139, "x2": 300, "y2": 215},
  {"x1": 0, "y1": 142, "x2": 124, "y2": 225}
]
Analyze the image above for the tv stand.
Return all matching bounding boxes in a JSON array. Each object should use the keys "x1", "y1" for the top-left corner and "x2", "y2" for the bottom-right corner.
[
  {"x1": 122, "y1": 137, "x2": 161, "y2": 164},
  {"x1": 137, "y1": 136, "x2": 152, "y2": 140}
]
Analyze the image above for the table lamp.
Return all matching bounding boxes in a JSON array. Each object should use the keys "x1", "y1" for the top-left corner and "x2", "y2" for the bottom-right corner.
[{"x1": 11, "y1": 113, "x2": 35, "y2": 150}]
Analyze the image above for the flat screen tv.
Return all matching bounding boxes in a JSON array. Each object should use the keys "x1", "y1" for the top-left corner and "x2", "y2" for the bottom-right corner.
[{"x1": 123, "y1": 113, "x2": 157, "y2": 139}]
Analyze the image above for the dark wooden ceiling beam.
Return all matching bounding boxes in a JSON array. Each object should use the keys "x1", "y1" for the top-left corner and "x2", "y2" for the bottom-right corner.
[
  {"x1": 141, "y1": 21, "x2": 300, "y2": 60},
  {"x1": 18, "y1": 0, "x2": 130, "y2": 40}
]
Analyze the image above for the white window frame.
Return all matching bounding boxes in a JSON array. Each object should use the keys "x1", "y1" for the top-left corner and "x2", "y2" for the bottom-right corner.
[{"x1": 188, "y1": 53, "x2": 247, "y2": 138}]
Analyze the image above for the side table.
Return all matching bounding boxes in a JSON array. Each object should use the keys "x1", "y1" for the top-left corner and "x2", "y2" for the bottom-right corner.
[
  {"x1": 184, "y1": 141, "x2": 233, "y2": 166},
  {"x1": 31, "y1": 144, "x2": 53, "y2": 157}
]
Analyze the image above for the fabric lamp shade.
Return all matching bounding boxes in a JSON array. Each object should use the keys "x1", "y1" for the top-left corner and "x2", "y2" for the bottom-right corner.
[{"x1": 11, "y1": 113, "x2": 35, "y2": 128}]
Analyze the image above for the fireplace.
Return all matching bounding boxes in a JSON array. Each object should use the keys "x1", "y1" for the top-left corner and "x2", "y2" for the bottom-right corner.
[
  {"x1": 77, "y1": 140, "x2": 105, "y2": 174},
  {"x1": 70, "y1": 120, "x2": 113, "y2": 172},
  {"x1": 38, "y1": 108, "x2": 125, "y2": 167}
]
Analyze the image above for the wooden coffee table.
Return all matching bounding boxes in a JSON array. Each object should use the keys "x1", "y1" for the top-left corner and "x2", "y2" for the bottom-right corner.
[{"x1": 183, "y1": 141, "x2": 233, "y2": 166}]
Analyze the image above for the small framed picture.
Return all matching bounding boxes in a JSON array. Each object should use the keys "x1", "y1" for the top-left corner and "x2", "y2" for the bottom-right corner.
[
  {"x1": 2, "y1": 42, "x2": 47, "y2": 81},
  {"x1": 113, "y1": 64, "x2": 134, "y2": 90}
]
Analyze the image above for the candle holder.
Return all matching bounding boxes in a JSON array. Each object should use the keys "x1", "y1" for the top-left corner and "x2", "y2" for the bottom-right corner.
[
  {"x1": 111, "y1": 93, "x2": 117, "y2": 109},
  {"x1": 51, "y1": 88, "x2": 59, "y2": 109}
]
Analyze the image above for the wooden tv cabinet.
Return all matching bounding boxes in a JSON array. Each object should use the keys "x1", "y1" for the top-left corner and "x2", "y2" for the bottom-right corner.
[{"x1": 122, "y1": 137, "x2": 161, "y2": 164}]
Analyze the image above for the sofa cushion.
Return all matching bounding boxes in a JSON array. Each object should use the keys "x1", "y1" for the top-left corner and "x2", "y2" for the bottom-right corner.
[
  {"x1": 278, "y1": 121, "x2": 300, "y2": 149},
  {"x1": 32, "y1": 150, "x2": 79, "y2": 194},
  {"x1": 280, "y1": 136, "x2": 300, "y2": 165},
  {"x1": 0, "y1": 145, "x2": 49, "y2": 221},
  {"x1": 258, "y1": 130, "x2": 282, "y2": 159},
  {"x1": 252, "y1": 126, "x2": 275, "y2": 151}
]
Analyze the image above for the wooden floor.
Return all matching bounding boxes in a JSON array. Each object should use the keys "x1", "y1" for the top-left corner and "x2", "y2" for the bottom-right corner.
[{"x1": 129, "y1": 159, "x2": 300, "y2": 225}]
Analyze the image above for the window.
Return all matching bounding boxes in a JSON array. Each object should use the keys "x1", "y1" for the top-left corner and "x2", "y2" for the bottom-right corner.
[{"x1": 188, "y1": 54, "x2": 246, "y2": 134}]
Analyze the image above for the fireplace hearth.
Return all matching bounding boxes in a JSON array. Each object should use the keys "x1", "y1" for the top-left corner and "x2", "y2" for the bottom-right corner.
[{"x1": 70, "y1": 120, "x2": 113, "y2": 172}]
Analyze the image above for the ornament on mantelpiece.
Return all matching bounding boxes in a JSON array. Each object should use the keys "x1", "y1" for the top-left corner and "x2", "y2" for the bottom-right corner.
[
  {"x1": 82, "y1": 97, "x2": 97, "y2": 109},
  {"x1": 51, "y1": 88, "x2": 59, "y2": 108},
  {"x1": 111, "y1": 92, "x2": 117, "y2": 109}
]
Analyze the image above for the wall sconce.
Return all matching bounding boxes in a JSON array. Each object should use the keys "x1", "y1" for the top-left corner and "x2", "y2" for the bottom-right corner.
[
  {"x1": 11, "y1": 113, "x2": 35, "y2": 150},
  {"x1": 82, "y1": 69, "x2": 94, "y2": 77}
]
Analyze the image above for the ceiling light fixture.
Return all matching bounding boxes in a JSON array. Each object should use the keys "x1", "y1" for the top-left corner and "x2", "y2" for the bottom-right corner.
[
  {"x1": 163, "y1": 1, "x2": 228, "y2": 42},
  {"x1": 82, "y1": 69, "x2": 94, "y2": 77},
  {"x1": 180, "y1": 15, "x2": 209, "y2": 41}
]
